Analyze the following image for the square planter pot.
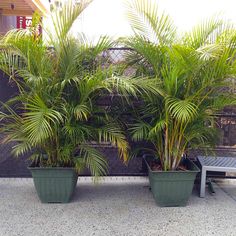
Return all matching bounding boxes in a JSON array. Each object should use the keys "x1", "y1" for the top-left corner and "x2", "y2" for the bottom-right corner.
[
  {"x1": 145, "y1": 158, "x2": 200, "y2": 207},
  {"x1": 28, "y1": 167, "x2": 78, "y2": 203}
]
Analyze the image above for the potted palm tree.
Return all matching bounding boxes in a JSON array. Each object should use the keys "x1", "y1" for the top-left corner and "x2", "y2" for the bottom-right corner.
[
  {"x1": 126, "y1": 0, "x2": 236, "y2": 206},
  {"x1": 0, "y1": 0, "x2": 151, "y2": 203}
]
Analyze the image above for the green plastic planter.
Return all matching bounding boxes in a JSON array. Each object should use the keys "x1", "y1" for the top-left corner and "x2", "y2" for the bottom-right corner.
[
  {"x1": 28, "y1": 167, "x2": 78, "y2": 203},
  {"x1": 145, "y1": 158, "x2": 200, "y2": 207}
]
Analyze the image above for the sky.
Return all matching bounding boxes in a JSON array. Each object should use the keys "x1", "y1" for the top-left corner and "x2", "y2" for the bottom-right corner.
[{"x1": 45, "y1": 0, "x2": 236, "y2": 41}]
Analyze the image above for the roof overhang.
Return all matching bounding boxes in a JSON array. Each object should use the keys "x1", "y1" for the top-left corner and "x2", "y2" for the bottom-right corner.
[{"x1": 0, "y1": 0, "x2": 48, "y2": 16}]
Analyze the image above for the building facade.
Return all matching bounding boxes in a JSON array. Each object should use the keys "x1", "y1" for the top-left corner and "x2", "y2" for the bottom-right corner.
[{"x1": 0, "y1": 0, "x2": 48, "y2": 35}]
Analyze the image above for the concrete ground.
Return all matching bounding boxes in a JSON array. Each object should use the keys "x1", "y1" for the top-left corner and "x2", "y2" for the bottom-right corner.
[{"x1": 0, "y1": 177, "x2": 236, "y2": 236}]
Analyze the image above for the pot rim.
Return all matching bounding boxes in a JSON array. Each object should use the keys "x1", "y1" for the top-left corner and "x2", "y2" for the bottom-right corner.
[{"x1": 28, "y1": 167, "x2": 76, "y2": 170}]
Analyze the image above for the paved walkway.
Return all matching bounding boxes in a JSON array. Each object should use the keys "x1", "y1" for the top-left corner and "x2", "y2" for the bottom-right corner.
[{"x1": 0, "y1": 177, "x2": 236, "y2": 236}]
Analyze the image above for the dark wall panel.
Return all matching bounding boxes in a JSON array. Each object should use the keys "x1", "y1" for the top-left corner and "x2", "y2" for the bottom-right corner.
[{"x1": 0, "y1": 71, "x2": 18, "y2": 102}]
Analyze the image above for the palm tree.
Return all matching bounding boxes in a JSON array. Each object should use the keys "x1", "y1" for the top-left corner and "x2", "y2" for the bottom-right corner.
[
  {"x1": 0, "y1": 0, "x2": 153, "y2": 177},
  {"x1": 125, "y1": 0, "x2": 236, "y2": 171}
]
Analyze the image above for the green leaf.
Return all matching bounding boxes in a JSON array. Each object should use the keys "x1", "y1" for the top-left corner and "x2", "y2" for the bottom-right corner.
[
  {"x1": 166, "y1": 97, "x2": 198, "y2": 122},
  {"x1": 22, "y1": 95, "x2": 63, "y2": 145},
  {"x1": 78, "y1": 144, "x2": 108, "y2": 177},
  {"x1": 126, "y1": 0, "x2": 176, "y2": 45},
  {"x1": 129, "y1": 121, "x2": 151, "y2": 141}
]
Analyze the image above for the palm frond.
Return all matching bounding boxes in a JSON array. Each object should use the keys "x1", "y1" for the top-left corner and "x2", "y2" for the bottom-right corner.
[
  {"x1": 97, "y1": 121, "x2": 129, "y2": 163},
  {"x1": 166, "y1": 97, "x2": 198, "y2": 122},
  {"x1": 124, "y1": 36, "x2": 166, "y2": 75},
  {"x1": 126, "y1": 0, "x2": 176, "y2": 45},
  {"x1": 78, "y1": 144, "x2": 108, "y2": 177},
  {"x1": 183, "y1": 17, "x2": 233, "y2": 48},
  {"x1": 129, "y1": 120, "x2": 151, "y2": 141},
  {"x1": 22, "y1": 95, "x2": 63, "y2": 145},
  {"x1": 46, "y1": 0, "x2": 91, "y2": 46},
  {"x1": 149, "y1": 119, "x2": 166, "y2": 137},
  {"x1": 73, "y1": 104, "x2": 91, "y2": 121},
  {"x1": 11, "y1": 140, "x2": 33, "y2": 157}
]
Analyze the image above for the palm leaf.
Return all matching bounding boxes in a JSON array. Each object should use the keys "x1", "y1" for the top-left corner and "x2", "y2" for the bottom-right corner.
[
  {"x1": 126, "y1": 0, "x2": 176, "y2": 45},
  {"x1": 22, "y1": 95, "x2": 63, "y2": 145},
  {"x1": 183, "y1": 17, "x2": 233, "y2": 48},
  {"x1": 97, "y1": 121, "x2": 129, "y2": 163},
  {"x1": 166, "y1": 97, "x2": 198, "y2": 122},
  {"x1": 78, "y1": 144, "x2": 108, "y2": 177},
  {"x1": 129, "y1": 120, "x2": 151, "y2": 141}
]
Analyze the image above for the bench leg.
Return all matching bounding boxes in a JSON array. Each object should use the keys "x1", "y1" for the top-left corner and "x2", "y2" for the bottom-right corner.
[
  {"x1": 207, "y1": 178, "x2": 215, "y2": 194},
  {"x1": 200, "y1": 167, "x2": 207, "y2": 198}
]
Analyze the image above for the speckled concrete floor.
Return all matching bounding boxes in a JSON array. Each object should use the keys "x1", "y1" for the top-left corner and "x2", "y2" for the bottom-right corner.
[{"x1": 0, "y1": 177, "x2": 236, "y2": 236}]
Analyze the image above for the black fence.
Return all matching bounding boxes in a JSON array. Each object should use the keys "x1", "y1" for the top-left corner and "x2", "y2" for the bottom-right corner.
[{"x1": 0, "y1": 48, "x2": 236, "y2": 177}]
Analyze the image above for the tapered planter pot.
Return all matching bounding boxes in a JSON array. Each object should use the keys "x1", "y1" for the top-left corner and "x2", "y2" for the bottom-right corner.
[
  {"x1": 145, "y1": 158, "x2": 200, "y2": 207},
  {"x1": 28, "y1": 167, "x2": 78, "y2": 203}
]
